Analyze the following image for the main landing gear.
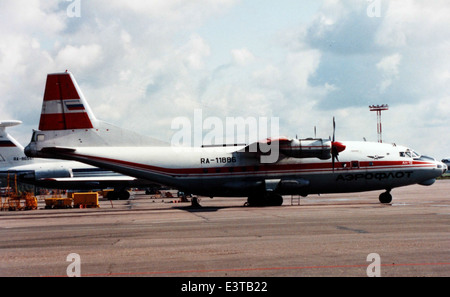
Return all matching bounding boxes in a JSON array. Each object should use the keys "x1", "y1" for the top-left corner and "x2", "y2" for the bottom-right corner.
[
  {"x1": 106, "y1": 189, "x2": 130, "y2": 200},
  {"x1": 379, "y1": 189, "x2": 392, "y2": 204},
  {"x1": 247, "y1": 193, "x2": 283, "y2": 207}
]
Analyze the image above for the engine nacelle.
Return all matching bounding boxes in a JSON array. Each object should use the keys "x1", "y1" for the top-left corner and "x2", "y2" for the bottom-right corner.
[
  {"x1": 279, "y1": 139, "x2": 332, "y2": 160},
  {"x1": 242, "y1": 137, "x2": 345, "y2": 160},
  {"x1": 33, "y1": 167, "x2": 73, "y2": 180}
]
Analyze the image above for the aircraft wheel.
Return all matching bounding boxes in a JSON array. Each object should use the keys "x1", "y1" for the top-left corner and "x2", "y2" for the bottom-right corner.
[
  {"x1": 267, "y1": 193, "x2": 283, "y2": 206},
  {"x1": 379, "y1": 191, "x2": 392, "y2": 204},
  {"x1": 191, "y1": 197, "x2": 201, "y2": 207},
  {"x1": 107, "y1": 190, "x2": 130, "y2": 200},
  {"x1": 106, "y1": 191, "x2": 118, "y2": 200},
  {"x1": 247, "y1": 195, "x2": 263, "y2": 207},
  {"x1": 247, "y1": 193, "x2": 283, "y2": 207},
  {"x1": 118, "y1": 190, "x2": 130, "y2": 200}
]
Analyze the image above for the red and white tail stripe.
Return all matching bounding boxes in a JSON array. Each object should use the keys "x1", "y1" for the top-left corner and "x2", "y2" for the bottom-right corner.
[{"x1": 39, "y1": 71, "x2": 96, "y2": 131}]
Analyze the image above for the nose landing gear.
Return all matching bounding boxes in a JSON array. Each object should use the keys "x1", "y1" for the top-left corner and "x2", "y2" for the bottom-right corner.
[{"x1": 379, "y1": 189, "x2": 392, "y2": 204}]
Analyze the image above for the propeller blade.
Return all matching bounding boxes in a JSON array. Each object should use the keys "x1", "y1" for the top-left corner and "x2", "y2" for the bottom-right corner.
[
  {"x1": 330, "y1": 117, "x2": 346, "y2": 171},
  {"x1": 332, "y1": 117, "x2": 336, "y2": 171},
  {"x1": 332, "y1": 116, "x2": 336, "y2": 142},
  {"x1": 332, "y1": 145, "x2": 338, "y2": 172},
  {"x1": 332, "y1": 153, "x2": 335, "y2": 171}
]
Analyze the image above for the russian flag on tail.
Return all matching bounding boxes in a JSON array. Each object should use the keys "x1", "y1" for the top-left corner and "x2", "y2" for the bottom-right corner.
[
  {"x1": 39, "y1": 71, "x2": 95, "y2": 131},
  {"x1": 65, "y1": 99, "x2": 85, "y2": 111}
]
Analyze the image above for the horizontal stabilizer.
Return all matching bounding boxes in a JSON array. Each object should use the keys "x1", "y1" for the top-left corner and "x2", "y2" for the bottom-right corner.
[
  {"x1": 40, "y1": 176, "x2": 137, "y2": 182},
  {"x1": 41, "y1": 147, "x2": 76, "y2": 153},
  {"x1": 0, "y1": 120, "x2": 22, "y2": 129},
  {"x1": 0, "y1": 120, "x2": 24, "y2": 149}
]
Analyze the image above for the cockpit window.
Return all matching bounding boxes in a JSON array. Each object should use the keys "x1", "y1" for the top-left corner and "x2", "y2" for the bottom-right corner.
[
  {"x1": 31, "y1": 131, "x2": 45, "y2": 142},
  {"x1": 411, "y1": 150, "x2": 420, "y2": 159},
  {"x1": 400, "y1": 149, "x2": 421, "y2": 159}
]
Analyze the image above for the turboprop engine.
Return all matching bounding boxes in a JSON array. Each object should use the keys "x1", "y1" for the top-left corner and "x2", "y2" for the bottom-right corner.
[
  {"x1": 266, "y1": 137, "x2": 346, "y2": 161},
  {"x1": 279, "y1": 138, "x2": 332, "y2": 160}
]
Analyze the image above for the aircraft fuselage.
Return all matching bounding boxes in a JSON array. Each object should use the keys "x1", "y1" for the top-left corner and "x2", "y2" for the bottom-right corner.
[{"x1": 28, "y1": 141, "x2": 446, "y2": 198}]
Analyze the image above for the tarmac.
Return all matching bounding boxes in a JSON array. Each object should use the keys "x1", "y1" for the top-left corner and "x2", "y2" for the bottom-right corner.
[{"x1": 0, "y1": 180, "x2": 449, "y2": 277}]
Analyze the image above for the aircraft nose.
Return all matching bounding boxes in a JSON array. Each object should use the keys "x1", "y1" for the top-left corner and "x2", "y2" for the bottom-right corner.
[
  {"x1": 24, "y1": 143, "x2": 33, "y2": 157},
  {"x1": 437, "y1": 161, "x2": 447, "y2": 175}
]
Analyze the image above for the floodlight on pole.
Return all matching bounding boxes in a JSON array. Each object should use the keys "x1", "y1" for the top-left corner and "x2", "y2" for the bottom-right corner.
[{"x1": 369, "y1": 104, "x2": 389, "y2": 143}]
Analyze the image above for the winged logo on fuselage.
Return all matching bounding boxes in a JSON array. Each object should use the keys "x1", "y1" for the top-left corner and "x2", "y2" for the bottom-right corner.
[{"x1": 367, "y1": 155, "x2": 385, "y2": 160}]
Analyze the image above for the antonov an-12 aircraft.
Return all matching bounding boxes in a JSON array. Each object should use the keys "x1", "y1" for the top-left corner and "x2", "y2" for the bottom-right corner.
[{"x1": 25, "y1": 71, "x2": 447, "y2": 206}]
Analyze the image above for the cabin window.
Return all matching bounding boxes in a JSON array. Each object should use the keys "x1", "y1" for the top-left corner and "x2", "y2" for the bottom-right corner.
[{"x1": 36, "y1": 134, "x2": 45, "y2": 142}]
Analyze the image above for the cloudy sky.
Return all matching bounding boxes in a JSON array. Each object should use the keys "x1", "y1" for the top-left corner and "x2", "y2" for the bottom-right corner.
[{"x1": 0, "y1": 0, "x2": 449, "y2": 159}]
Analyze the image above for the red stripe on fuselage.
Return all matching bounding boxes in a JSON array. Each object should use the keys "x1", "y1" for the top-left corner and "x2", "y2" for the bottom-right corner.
[
  {"x1": 0, "y1": 141, "x2": 16, "y2": 147},
  {"x1": 60, "y1": 151, "x2": 436, "y2": 179}
]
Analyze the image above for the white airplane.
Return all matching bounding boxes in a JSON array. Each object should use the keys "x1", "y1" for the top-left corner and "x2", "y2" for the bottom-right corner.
[
  {"x1": 24, "y1": 71, "x2": 447, "y2": 206},
  {"x1": 0, "y1": 120, "x2": 159, "y2": 199}
]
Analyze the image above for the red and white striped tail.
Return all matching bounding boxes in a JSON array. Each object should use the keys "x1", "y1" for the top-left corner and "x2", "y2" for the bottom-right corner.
[{"x1": 39, "y1": 71, "x2": 96, "y2": 131}]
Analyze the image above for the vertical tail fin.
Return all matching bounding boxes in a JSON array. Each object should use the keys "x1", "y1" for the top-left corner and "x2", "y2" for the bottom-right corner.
[
  {"x1": 25, "y1": 71, "x2": 168, "y2": 159},
  {"x1": 39, "y1": 71, "x2": 96, "y2": 130}
]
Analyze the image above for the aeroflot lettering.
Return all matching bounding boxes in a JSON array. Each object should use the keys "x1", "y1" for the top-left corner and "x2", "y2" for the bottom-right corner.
[{"x1": 336, "y1": 171, "x2": 413, "y2": 181}]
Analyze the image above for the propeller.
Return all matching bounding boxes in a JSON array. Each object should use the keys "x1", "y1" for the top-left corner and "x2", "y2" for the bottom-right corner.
[{"x1": 330, "y1": 117, "x2": 346, "y2": 171}]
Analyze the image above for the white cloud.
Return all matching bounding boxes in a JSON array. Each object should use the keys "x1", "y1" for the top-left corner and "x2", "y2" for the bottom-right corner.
[
  {"x1": 375, "y1": 0, "x2": 450, "y2": 48},
  {"x1": 0, "y1": 0, "x2": 449, "y2": 160},
  {"x1": 376, "y1": 53, "x2": 402, "y2": 92},
  {"x1": 231, "y1": 48, "x2": 254, "y2": 66},
  {"x1": 56, "y1": 44, "x2": 103, "y2": 72},
  {"x1": 178, "y1": 35, "x2": 211, "y2": 70}
]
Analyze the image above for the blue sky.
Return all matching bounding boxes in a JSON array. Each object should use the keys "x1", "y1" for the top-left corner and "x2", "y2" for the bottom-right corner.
[{"x1": 0, "y1": 0, "x2": 449, "y2": 159}]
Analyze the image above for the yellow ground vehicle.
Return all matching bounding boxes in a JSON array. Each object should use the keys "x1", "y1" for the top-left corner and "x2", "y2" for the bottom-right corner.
[
  {"x1": 44, "y1": 197, "x2": 72, "y2": 209},
  {"x1": 1, "y1": 174, "x2": 37, "y2": 211},
  {"x1": 73, "y1": 192, "x2": 99, "y2": 208}
]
